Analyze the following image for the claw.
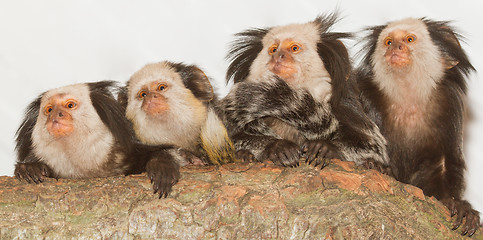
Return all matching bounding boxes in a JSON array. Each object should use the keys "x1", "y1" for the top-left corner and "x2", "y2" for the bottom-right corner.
[
  {"x1": 14, "y1": 162, "x2": 53, "y2": 184},
  {"x1": 263, "y1": 139, "x2": 301, "y2": 167},
  {"x1": 441, "y1": 198, "x2": 480, "y2": 236},
  {"x1": 145, "y1": 155, "x2": 180, "y2": 199},
  {"x1": 302, "y1": 140, "x2": 339, "y2": 169}
]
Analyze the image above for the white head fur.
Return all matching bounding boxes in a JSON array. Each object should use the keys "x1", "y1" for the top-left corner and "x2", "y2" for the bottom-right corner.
[
  {"x1": 372, "y1": 18, "x2": 445, "y2": 104},
  {"x1": 126, "y1": 61, "x2": 207, "y2": 152},
  {"x1": 248, "y1": 21, "x2": 332, "y2": 101},
  {"x1": 31, "y1": 83, "x2": 116, "y2": 178}
]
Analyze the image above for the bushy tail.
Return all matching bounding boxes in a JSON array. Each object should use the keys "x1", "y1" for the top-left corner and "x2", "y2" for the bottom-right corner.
[{"x1": 200, "y1": 108, "x2": 236, "y2": 165}]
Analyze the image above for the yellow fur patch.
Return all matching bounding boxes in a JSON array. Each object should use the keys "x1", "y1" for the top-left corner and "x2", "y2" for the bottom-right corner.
[{"x1": 200, "y1": 109, "x2": 236, "y2": 165}]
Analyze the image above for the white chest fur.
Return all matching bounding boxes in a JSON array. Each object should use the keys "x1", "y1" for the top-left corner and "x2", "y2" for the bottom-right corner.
[{"x1": 132, "y1": 95, "x2": 208, "y2": 152}]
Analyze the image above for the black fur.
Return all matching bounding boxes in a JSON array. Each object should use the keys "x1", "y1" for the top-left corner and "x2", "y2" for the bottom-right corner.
[
  {"x1": 219, "y1": 13, "x2": 389, "y2": 169},
  {"x1": 15, "y1": 93, "x2": 57, "y2": 182},
  {"x1": 226, "y1": 28, "x2": 269, "y2": 84},
  {"x1": 139, "y1": 144, "x2": 181, "y2": 198},
  {"x1": 126, "y1": 143, "x2": 180, "y2": 198},
  {"x1": 424, "y1": 19, "x2": 474, "y2": 78},
  {"x1": 168, "y1": 62, "x2": 214, "y2": 102},
  {"x1": 15, "y1": 95, "x2": 42, "y2": 164},
  {"x1": 356, "y1": 18, "x2": 479, "y2": 236},
  {"x1": 89, "y1": 81, "x2": 135, "y2": 153},
  {"x1": 218, "y1": 78, "x2": 388, "y2": 167},
  {"x1": 314, "y1": 14, "x2": 352, "y2": 101},
  {"x1": 117, "y1": 85, "x2": 129, "y2": 111}
]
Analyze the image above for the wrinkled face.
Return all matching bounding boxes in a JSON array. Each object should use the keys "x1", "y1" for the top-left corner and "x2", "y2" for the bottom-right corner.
[
  {"x1": 382, "y1": 30, "x2": 417, "y2": 68},
  {"x1": 267, "y1": 38, "x2": 304, "y2": 80},
  {"x1": 37, "y1": 84, "x2": 91, "y2": 139},
  {"x1": 136, "y1": 81, "x2": 169, "y2": 116},
  {"x1": 127, "y1": 62, "x2": 192, "y2": 119},
  {"x1": 374, "y1": 18, "x2": 434, "y2": 71},
  {"x1": 250, "y1": 22, "x2": 325, "y2": 83},
  {"x1": 42, "y1": 94, "x2": 78, "y2": 137},
  {"x1": 125, "y1": 62, "x2": 210, "y2": 147}
]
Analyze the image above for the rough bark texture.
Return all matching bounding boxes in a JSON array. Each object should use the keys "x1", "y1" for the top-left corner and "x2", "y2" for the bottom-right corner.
[{"x1": 0, "y1": 159, "x2": 481, "y2": 239}]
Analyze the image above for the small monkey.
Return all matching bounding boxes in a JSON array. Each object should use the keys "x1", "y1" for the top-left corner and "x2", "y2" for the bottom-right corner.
[
  {"x1": 119, "y1": 61, "x2": 235, "y2": 165},
  {"x1": 356, "y1": 18, "x2": 479, "y2": 236},
  {"x1": 15, "y1": 81, "x2": 181, "y2": 198},
  {"x1": 218, "y1": 13, "x2": 389, "y2": 170}
]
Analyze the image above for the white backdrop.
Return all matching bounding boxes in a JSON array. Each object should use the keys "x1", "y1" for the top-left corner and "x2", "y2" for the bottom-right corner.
[{"x1": 1, "y1": 0, "x2": 481, "y2": 218}]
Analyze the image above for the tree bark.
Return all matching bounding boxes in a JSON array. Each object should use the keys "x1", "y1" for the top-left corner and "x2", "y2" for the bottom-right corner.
[{"x1": 0, "y1": 159, "x2": 480, "y2": 239}]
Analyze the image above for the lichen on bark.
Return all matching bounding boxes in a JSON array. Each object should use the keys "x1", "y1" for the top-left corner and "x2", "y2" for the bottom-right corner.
[{"x1": 0, "y1": 160, "x2": 481, "y2": 239}]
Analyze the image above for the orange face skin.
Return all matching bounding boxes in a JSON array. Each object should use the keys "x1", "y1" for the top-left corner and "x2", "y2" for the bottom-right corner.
[
  {"x1": 383, "y1": 30, "x2": 417, "y2": 68},
  {"x1": 137, "y1": 81, "x2": 169, "y2": 116},
  {"x1": 43, "y1": 94, "x2": 78, "y2": 138},
  {"x1": 268, "y1": 39, "x2": 302, "y2": 80}
]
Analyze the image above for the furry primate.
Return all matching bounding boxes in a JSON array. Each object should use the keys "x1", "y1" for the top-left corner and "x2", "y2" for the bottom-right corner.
[
  {"x1": 15, "y1": 81, "x2": 181, "y2": 198},
  {"x1": 119, "y1": 61, "x2": 235, "y2": 165},
  {"x1": 355, "y1": 18, "x2": 480, "y2": 236},
  {"x1": 217, "y1": 13, "x2": 389, "y2": 170}
]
